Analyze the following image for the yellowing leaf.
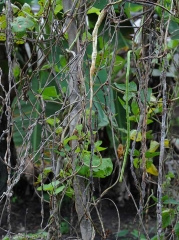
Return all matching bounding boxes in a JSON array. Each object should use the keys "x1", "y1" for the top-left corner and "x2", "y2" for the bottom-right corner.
[
  {"x1": 130, "y1": 130, "x2": 142, "y2": 142},
  {"x1": 158, "y1": 98, "x2": 163, "y2": 108},
  {"x1": 164, "y1": 139, "x2": 170, "y2": 148},
  {"x1": 146, "y1": 163, "x2": 158, "y2": 176},
  {"x1": 150, "y1": 94, "x2": 157, "y2": 103},
  {"x1": 149, "y1": 140, "x2": 159, "y2": 152},
  {"x1": 0, "y1": 33, "x2": 6, "y2": 41},
  {"x1": 0, "y1": 15, "x2": 6, "y2": 29}
]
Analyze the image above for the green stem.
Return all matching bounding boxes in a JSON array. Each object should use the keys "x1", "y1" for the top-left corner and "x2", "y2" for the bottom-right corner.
[{"x1": 119, "y1": 50, "x2": 131, "y2": 182}]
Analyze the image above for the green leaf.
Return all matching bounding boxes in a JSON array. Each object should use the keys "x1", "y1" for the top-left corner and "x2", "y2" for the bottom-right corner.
[
  {"x1": 116, "y1": 229, "x2": 129, "y2": 237},
  {"x1": 11, "y1": 4, "x2": 20, "y2": 14},
  {"x1": 94, "y1": 140, "x2": 106, "y2": 152},
  {"x1": 37, "y1": 180, "x2": 60, "y2": 192},
  {"x1": 65, "y1": 187, "x2": 74, "y2": 198},
  {"x1": 174, "y1": 222, "x2": 179, "y2": 236},
  {"x1": 146, "y1": 130, "x2": 153, "y2": 139},
  {"x1": 163, "y1": 199, "x2": 179, "y2": 205},
  {"x1": 162, "y1": 209, "x2": 175, "y2": 228},
  {"x1": 131, "y1": 100, "x2": 139, "y2": 115},
  {"x1": 40, "y1": 86, "x2": 58, "y2": 100},
  {"x1": 133, "y1": 158, "x2": 141, "y2": 169},
  {"x1": 54, "y1": 4, "x2": 63, "y2": 15},
  {"x1": 75, "y1": 124, "x2": 83, "y2": 135},
  {"x1": 54, "y1": 185, "x2": 65, "y2": 194},
  {"x1": 133, "y1": 149, "x2": 140, "y2": 157},
  {"x1": 168, "y1": 39, "x2": 179, "y2": 49},
  {"x1": 63, "y1": 135, "x2": 78, "y2": 145},
  {"x1": 87, "y1": 7, "x2": 100, "y2": 15},
  {"x1": 46, "y1": 118, "x2": 60, "y2": 126},
  {"x1": 60, "y1": 221, "x2": 69, "y2": 234},
  {"x1": 129, "y1": 115, "x2": 138, "y2": 122},
  {"x1": 13, "y1": 65, "x2": 20, "y2": 78},
  {"x1": 11, "y1": 16, "x2": 35, "y2": 33},
  {"x1": 21, "y1": 3, "x2": 33, "y2": 16},
  {"x1": 145, "y1": 151, "x2": 160, "y2": 158},
  {"x1": 41, "y1": 63, "x2": 53, "y2": 70},
  {"x1": 77, "y1": 155, "x2": 113, "y2": 178},
  {"x1": 114, "y1": 81, "x2": 137, "y2": 92}
]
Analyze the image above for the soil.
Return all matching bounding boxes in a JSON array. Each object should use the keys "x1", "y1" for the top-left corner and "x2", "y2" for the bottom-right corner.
[{"x1": 0, "y1": 192, "x2": 157, "y2": 240}]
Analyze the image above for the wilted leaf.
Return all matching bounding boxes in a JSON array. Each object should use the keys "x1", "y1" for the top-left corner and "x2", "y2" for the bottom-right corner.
[
  {"x1": 130, "y1": 129, "x2": 142, "y2": 142},
  {"x1": 148, "y1": 140, "x2": 160, "y2": 152},
  {"x1": 164, "y1": 139, "x2": 170, "y2": 148},
  {"x1": 146, "y1": 163, "x2": 158, "y2": 176}
]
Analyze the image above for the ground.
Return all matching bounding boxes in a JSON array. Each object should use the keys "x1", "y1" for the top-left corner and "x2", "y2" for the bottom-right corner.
[{"x1": 0, "y1": 193, "x2": 158, "y2": 240}]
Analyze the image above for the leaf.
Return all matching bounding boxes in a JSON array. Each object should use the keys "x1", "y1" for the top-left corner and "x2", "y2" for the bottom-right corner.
[
  {"x1": 41, "y1": 63, "x2": 53, "y2": 70},
  {"x1": 163, "y1": 199, "x2": 179, "y2": 205},
  {"x1": 118, "y1": 97, "x2": 131, "y2": 113},
  {"x1": 164, "y1": 139, "x2": 170, "y2": 148},
  {"x1": 174, "y1": 222, "x2": 179, "y2": 236},
  {"x1": 77, "y1": 155, "x2": 113, "y2": 178},
  {"x1": 146, "y1": 163, "x2": 158, "y2": 176},
  {"x1": 46, "y1": 118, "x2": 60, "y2": 126},
  {"x1": 0, "y1": 14, "x2": 6, "y2": 29},
  {"x1": 148, "y1": 140, "x2": 160, "y2": 152},
  {"x1": 54, "y1": 185, "x2": 65, "y2": 194},
  {"x1": 114, "y1": 81, "x2": 137, "y2": 92},
  {"x1": 21, "y1": 3, "x2": 33, "y2": 16},
  {"x1": 168, "y1": 39, "x2": 179, "y2": 49},
  {"x1": 0, "y1": 33, "x2": 5, "y2": 41},
  {"x1": 133, "y1": 158, "x2": 141, "y2": 169},
  {"x1": 60, "y1": 221, "x2": 69, "y2": 234},
  {"x1": 63, "y1": 135, "x2": 78, "y2": 145},
  {"x1": 37, "y1": 180, "x2": 60, "y2": 192},
  {"x1": 146, "y1": 130, "x2": 153, "y2": 139},
  {"x1": 130, "y1": 129, "x2": 142, "y2": 142},
  {"x1": 65, "y1": 187, "x2": 74, "y2": 198},
  {"x1": 162, "y1": 209, "x2": 175, "y2": 228},
  {"x1": 75, "y1": 124, "x2": 83, "y2": 135},
  {"x1": 11, "y1": 4, "x2": 20, "y2": 14},
  {"x1": 87, "y1": 7, "x2": 100, "y2": 15},
  {"x1": 11, "y1": 16, "x2": 35, "y2": 33},
  {"x1": 94, "y1": 140, "x2": 106, "y2": 152},
  {"x1": 123, "y1": 91, "x2": 136, "y2": 101},
  {"x1": 131, "y1": 100, "x2": 139, "y2": 115},
  {"x1": 54, "y1": 4, "x2": 63, "y2": 15},
  {"x1": 145, "y1": 151, "x2": 160, "y2": 158},
  {"x1": 13, "y1": 65, "x2": 21, "y2": 78},
  {"x1": 116, "y1": 229, "x2": 129, "y2": 237},
  {"x1": 41, "y1": 86, "x2": 58, "y2": 100}
]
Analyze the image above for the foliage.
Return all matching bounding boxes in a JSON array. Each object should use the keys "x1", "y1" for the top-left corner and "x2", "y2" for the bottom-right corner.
[{"x1": 0, "y1": 0, "x2": 179, "y2": 239}]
